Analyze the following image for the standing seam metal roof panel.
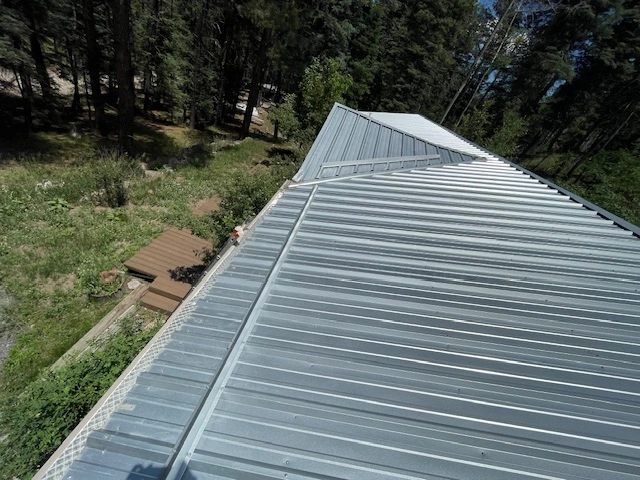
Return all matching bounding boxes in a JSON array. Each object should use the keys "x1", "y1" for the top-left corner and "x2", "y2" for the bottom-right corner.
[
  {"x1": 175, "y1": 160, "x2": 640, "y2": 480},
  {"x1": 293, "y1": 104, "x2": 477, "y2": 182},
  {"x1": 35, "y1": 107, "x2": 640, "y2": 480}
]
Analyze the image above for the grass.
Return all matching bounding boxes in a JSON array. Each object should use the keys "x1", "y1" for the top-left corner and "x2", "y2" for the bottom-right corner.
[
  {"x1": 0, "y1": 120, "x2": 300, "y2": 396},
  {"x1": 519, "y1": 150, "x2": 640, "y2": 227}
]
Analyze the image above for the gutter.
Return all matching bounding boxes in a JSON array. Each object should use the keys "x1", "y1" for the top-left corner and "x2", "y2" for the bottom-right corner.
[{"x1": 33, "y1": 181, "x2": 292, "y2": 480}]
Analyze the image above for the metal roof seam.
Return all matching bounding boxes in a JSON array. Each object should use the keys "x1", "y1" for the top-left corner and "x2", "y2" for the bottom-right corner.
[
  {"x1": 408, "y1": 112, "x2": 640, "y2": 237},
  {"x1": 162, "y1": 185, "x2": 318, "y2": 480},
  {"x1": 290, "y1": 159, "x2": 478, "y2": 188}
]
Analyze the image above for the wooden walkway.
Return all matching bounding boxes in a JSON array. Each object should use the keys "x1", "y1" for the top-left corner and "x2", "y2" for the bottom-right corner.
[{"x1": 124, "y1": 228, "x2": 212, "y2": 313}]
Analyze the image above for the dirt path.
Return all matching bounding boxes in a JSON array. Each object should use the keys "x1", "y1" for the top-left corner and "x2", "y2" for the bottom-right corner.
[{"x1": 0, "y1": 286, "x2": 14, "y2": 367}]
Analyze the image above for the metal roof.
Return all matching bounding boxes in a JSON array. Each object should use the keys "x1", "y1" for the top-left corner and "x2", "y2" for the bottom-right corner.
[
  {"x1": 362, "y1": 111, "x2": 499, "y2": 161},
  {"x1": 293, "y1": 104, "x2": 478, "y2": 182},
  {"x1": 36, "y1": 107, "x2": 640, "y2": 480}
]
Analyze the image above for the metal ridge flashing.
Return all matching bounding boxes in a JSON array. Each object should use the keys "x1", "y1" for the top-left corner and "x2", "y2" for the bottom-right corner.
[
  {"x1": 421, "y1": 114, "x2": 640, "y2": 237},
  {"x1": 163, "y1": 184, "x2": 319, "y2": 479},
  {"x1": 293, "y1": 103, "x2": 491, "y2": 183},
  {"x1": 290, "y1": 157, "x2": 478, "y2": 187}
]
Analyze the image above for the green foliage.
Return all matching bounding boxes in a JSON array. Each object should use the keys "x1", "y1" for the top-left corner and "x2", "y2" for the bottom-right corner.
[
  {"x1": 93, "y1": 153, "x2": 140, "y2": 208},
  {"x1": 485, "y1": 109, "x2": 528, "y2": 158},
  {"x1": 105, "y1": 209, "x2": 128, "y2": 222},
  {"x1": 210, "y1": 158, "x2": 301, "y2": 246},
  {"x1": 457, "y1": 102, "x2": 492, "y2": 145},
  {"x1": 0, "y1": 318, "x2": 161, "y2": 480},
  {"x1": 269, "y1": 94, "x2": 301, "y2": 140},
  {"x1": 270, "y1": 58, "x2": 352, "y2": 146},
  {"x1": 298, "y1": 57, "x2": 353, "y2": 135},
  {"x1": 46, "y1": 198, "x2": 70, "y2": 213},
  {"x1": 457, "y1": 102, "x2": 528, "y2": 158}
]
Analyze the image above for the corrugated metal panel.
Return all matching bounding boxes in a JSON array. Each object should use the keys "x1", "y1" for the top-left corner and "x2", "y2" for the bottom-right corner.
[
  {"x1": 293, "y1": 104, "x2": 476, "y2": 181},
  {"x1": 363, "y1": 111, "x2": 498, "y2": 161},
  {"x1": 58, "y1": 186, "x2": 314, "y2": 480},
  {"x1": 39, "y1": 106, "x2": 640, "y2": 480},
  {"x1": 167, "y1": 160, "x2": 639, "y2": 480}
]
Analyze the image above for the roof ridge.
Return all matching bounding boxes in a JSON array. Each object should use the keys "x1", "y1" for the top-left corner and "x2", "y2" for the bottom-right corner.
[
  {"x1": 291, "y1": 155, "x2": 479, "y2": 187},
  {"x1": 293, "y1": 103, "x2": 486, "y2": 182}
]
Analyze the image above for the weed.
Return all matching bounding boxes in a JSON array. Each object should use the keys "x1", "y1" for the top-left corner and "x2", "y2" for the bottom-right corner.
[
  {"x1": 46, "y1": 198, "x2": 70, "y2": 213},
  {"x1": 210, "y1": 160, "x2": 300, "y2": 246},
  {"x1": 0, "y1": 317, "x2": 162, "y2": 480},
  {"x1": 105, "y1": 209, "x2": 127, "y2": 222},
  {"x1": 93, "y1": 153, "x2": 139, "y2": 208}
]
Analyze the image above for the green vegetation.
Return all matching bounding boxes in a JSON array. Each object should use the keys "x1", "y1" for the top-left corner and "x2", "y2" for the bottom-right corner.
[
  {"x1": 211, "y1": 158, "x2": 301, "y2": 245},
  {"x1": 271, "y1": 58, "x2": 353, "y2": 146},
  {"x1": 521, "y1": 150, "x2": 640, "y2": 227},
  {"x1": 457, "y1": 101, "x2": 529, "y2": 158},
  {"x1": 0, "y1": 122, "x2": 302, "y2": 479},
  {"x1": 0, "y1": 315, "x2": 162, "y2": 480},
  {"x1": 0, "y1": 127, "x2": 297, "y2": 392}
]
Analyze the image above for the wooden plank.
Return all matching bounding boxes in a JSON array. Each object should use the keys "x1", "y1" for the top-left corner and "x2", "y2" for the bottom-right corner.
[
  {"x1": 142, "y1": 291, "x2": 179, "y2": 313},
  {"x1": 165, "y1": 228, "x2": 210, "y2": 246},
  {"x1": 130, "y1": 246, "x2": 200, "y2": 267},
  {"x1": 125, "y1": 228, "x2": 211, "y2": 282},
  {"x1": 52, "y1": 283, "x2": 150, "y2": 368},
  {"x1": 147, "y1": 237, "x2": 210, "y2": 258},
  {"x1": 147, "y1": 239, "x2": 207, "y2": 259},
  {"x1": 132, "y1": 251, "x2": 200, "y2": 272},
  {"x1": 149, "y1": 276, "x2": 191, "y2": 302},
  {"x1": 123, "y1": 259, "x2": 166, "y2": 278},
  {"x1": 125, "y1": 253, "x2": 177, "y2": 273},
  {"x1": 140, "y1": 245, "x2": 203, "y2": 266}
]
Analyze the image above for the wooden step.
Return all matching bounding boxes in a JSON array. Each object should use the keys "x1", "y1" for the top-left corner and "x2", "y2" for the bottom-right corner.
[
  {"x1": 141, "y1": 291, "x2": 180, "y2": 314},
  {"x1": 149, "y1": 276, "x2": 191, "y2": 302}
]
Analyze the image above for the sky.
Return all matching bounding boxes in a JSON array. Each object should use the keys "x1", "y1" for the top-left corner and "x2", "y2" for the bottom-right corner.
[{"x1": 479, "y1": 0, "x2": 496, "y2": 14}]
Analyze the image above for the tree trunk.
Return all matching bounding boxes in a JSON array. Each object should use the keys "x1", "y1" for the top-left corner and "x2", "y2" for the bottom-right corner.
[
  {"x1": 272, "y1": 69, "x2": 283, "y2": 140},
  {"x1": 143, "y1": 69, "x2": 152, "y2": 113},
  {"x1": 143, "y1": 0, "x2": 160, "y2": 113},
  {"x1": 215, "y1": 3, "x2": 236, "y2": 125},
  {"x1": 455, "y1": 5, "x2": 519, "y2": 128},
  {"x1": 111, "y1": 0, "x2": 135, "y2": 154},
  {"x1": 594, "y1": 108, "x2": 636, "y2": 154},
  {"x1": 14, "y1": 68, "x2": 33, "y2": 134},
  {"x1": 83, "y1": 68, "x2": 93, "y2": 123},
  {"x1": 82, "y1": 0, "x2": 107, "y2": 135},
  {"x1": 240, "y1": 29, "x2": 270, "y2": 139},
  {"x1": 440, "y1": 0, "x2": 516, "y2": 124},
  {"x1": 66, "y1": 39, "x2": 82, "y2": 114},
  {"x1": 21, "y1": 0, "x2": 54, "y2": 104}
]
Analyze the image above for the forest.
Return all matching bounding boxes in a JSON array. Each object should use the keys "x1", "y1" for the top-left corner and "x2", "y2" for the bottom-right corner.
[
  {"x1": 1, "y1": 0, "x2": 638, "y2": 161},
  {"x1": 0, "y1": 1, "x2": 639, "y2": 478}
]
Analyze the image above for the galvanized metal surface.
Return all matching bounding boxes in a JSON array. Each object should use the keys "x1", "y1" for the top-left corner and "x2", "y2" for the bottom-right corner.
[
  {"x1": 56, "y1": 186, "x2": 315, "y2": 480},
  {"x1": 363, "y1": 111, "x2": 499, "y2": 161},
  {"x1": 39, "y1": 107, "x2": 640, "y2": 480},
  {"x1": 175, "y1": 160, "x2": 640, "y2": 480},
  {"x1": 293, "y1": 104, "x2": 476, "y2": 182}
]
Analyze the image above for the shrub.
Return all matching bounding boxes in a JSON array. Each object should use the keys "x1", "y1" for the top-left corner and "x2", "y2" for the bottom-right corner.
[
  {"x1": 0, "y1": 318, "x2": 160, "y2": 480},
  {"x1": 457, "y1": 102, "x2": 528, "y2": 158},
  {"x1": 210, "y1": 162, "x2": 299, "y2": 247},
  {"x1": 485, "y1": 109, "x2": 528, "y2": 158},
  {"x1": 93, "y1": 152, "x2": 140, "y2": 208},
  {"x1": 269, "y1": 57, "x2": 352, "y2": 146}
]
